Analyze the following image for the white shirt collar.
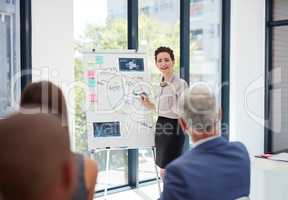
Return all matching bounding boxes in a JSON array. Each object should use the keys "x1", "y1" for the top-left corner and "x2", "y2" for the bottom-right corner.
[
  {"x1": 192, "y1": 135, "x2": 220, "y2": 148},
  {"x1": 160, "y1": 74, "x2": 176, "y2": 83}
]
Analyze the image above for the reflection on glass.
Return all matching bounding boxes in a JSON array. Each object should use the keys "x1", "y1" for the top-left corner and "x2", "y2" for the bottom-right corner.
[{"x1": 73, "y1": 0, "x2": 129, "y2": 190}]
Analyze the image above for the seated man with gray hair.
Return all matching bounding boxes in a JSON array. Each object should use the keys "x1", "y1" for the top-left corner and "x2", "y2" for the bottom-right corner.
[{"x1": 160, "y1": 83, "x2": 250, "y2": 200}]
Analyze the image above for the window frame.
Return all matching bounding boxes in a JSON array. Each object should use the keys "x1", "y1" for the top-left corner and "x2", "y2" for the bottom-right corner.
[
  {"x1": 20, "y1": 0, "x2": 32, "y2": 90},
  {"x1": 265, "y1": 0, "x2": 288, "y2": 153}
]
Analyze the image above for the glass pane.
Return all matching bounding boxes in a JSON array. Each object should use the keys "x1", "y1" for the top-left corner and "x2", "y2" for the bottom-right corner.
[
  {"x1": 190, "y1": 0, "x2": 221, "y2": 85},
  {"x1": 138, "y1": 0, "x2": 180, "y2": 181},
  {"x1": 189, "y1": 0, "x2": 222, "y2": 144},
  {"x1": 139, "y1": 0, "x2": 180, "y2": 76},
  {"x1": 273, "y1": 0, "x2": 288, "y2": 21},
  {"x1": 73, "y1": 0, "x2": 128, "y2": 190},
  {"x1": 138, "y1": 148, "x2": 155, "y2": 181},
  {"x1": 74, "y1": 0, "x2": 127, "y2": 50},
  {"x1": 271, "y1": 26, "x2": 288, "y2": 152},
  {"x1": 0, "y1": 1, "x2": 20, "y2": 118},
  {"x1": 92, "y1": 150, "x2": 128, "y2": 190},
  {"x1": 0, "y1": 14, "x2": 11, "y2": 116}
]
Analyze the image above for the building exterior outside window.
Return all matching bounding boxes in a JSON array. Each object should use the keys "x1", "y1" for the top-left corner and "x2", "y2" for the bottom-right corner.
[
  {"x1": 0, "y1": 0, "x2": 20, "y2": 118},
  {"x1": 190, "y1": 0, "x2": 221, "y2": 85}
]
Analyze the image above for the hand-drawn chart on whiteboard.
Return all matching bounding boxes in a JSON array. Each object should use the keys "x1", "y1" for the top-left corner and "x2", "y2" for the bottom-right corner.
[{"x1": 83, "y1": 51, "x2": 155, "y2": 150}]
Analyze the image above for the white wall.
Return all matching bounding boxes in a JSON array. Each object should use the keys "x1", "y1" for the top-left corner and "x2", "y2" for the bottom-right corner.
[
  {"x1": 230, "y1": 0, "x2": 265, "y2": 156},
  {"x1": 31, "y1": 0, "x2": 75, "y2": 149}
]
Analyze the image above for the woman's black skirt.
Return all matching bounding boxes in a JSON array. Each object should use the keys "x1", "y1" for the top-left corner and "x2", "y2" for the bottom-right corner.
[{"x1": 155, "y1": 116, "x2": 185, "y2": 168}]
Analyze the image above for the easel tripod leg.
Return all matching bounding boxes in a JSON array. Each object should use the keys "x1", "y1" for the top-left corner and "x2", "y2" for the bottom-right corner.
[
  {"x1": 104, "y1": 149, "x2": 110, "y2": 200},
  {"x1": 152, "y1": 147, "x2": 161, "y2": 195}
]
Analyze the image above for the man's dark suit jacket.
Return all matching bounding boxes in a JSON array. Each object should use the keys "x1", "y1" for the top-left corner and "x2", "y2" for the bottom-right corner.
[{"x1": 160, "y1": 136, "x2": 250, "y2": 200}]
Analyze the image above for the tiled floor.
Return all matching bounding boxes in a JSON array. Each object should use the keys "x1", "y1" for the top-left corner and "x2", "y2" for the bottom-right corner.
[{"x1": 95, "y1": 182, "x2": 161, "y2": 200}]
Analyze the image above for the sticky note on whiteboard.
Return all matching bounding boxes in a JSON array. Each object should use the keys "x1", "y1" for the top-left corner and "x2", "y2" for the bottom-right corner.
[
  {"x1": 89, "y1": 93, "x2": 97, "y2": 103},
  {"x1": 87, "y1": 70, "x2": 96, "y2": 78},
  {"x1": 95, "y1": 56, "x2": 103, "y2": 64},
  {"x1": 88, "y1": 79, "x2": 96, "y2": 87}
]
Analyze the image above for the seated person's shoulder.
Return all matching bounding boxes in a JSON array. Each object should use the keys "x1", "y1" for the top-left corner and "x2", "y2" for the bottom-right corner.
[
  {"x1": 84, "y1": 158, "x2": 98, "y2": 179},
  {"x1": 230, "y1": 141, "x2": 250, "y2": 156},
  {"x1": 166, "y1": 150, "x2": 193, "y2": 171},
  {"x1": 83, "y1": 157, "x2": 97, "y2": 186},
  {"x1": 231, "y1": 141, "x2": 247, "y2": 150},
  {"x1": 165, "y1": 159, "x2": 186, "y2": 183}
]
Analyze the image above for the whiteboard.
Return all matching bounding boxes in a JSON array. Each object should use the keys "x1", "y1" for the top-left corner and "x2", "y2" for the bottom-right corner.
[{"x1": 82, "y1": 51, "x2": 154, "y2": 150}]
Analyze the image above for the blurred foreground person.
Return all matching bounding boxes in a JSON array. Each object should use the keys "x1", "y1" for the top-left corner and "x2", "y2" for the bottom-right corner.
[
  {"x1": 20, "y1": 81, "x2": 98, "y2": 200},
  {"x1": 0, "y1": 113, "x2": 76, "y2": 200}
]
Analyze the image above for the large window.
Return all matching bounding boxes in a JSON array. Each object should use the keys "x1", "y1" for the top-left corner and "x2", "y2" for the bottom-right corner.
[
  {"x1": 189, "y1": 0, "x2": 222, "y2": 142},
  {"x1": 189, "y1": 0, "x2": 221, "y2": 85},
  {"x1": 139, "y1": 0, "x2": 180, "y2": 76},
  {"x1": 0, "y1": 0, "x2": 21, "y2": 118},
  {"x1": 73, "y1": 0, "x2": 128, "y2": 190},
  {"x1": 266, "y1": 0, "x2": 288, "y2": 153},
  {"x1": 138, "y1": 0, "x2": 180, "y2": 181},
  {"x1": 189, "y1": 0, "x2": 222, "y2": 143}
]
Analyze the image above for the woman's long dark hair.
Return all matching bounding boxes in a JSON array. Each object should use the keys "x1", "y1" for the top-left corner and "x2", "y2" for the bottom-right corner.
[{"x1": 20, "y1": 81, "x2": 68, "y2": 126}]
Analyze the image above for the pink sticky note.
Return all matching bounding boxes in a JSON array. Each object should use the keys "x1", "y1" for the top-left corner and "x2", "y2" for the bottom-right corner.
[
  {"x1": 89, "y1": 93, "x2": 97, "y2": 103},
  {"x1": 87, "y1": 70, "x2": 96, "y2": 78}
]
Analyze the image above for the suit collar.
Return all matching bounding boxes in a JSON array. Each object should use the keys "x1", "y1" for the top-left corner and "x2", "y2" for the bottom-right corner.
[
  {"x1": 192, "y1": 136, "x2": 220, "y2": 148},
  {"x1": 193, "y1": 136, "x2": 228, "y2": 151}
]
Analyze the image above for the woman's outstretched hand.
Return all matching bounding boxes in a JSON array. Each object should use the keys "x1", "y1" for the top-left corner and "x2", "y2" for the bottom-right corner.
[{"x1": 140, "y1": 93, "x2": 155, "y2": 111}]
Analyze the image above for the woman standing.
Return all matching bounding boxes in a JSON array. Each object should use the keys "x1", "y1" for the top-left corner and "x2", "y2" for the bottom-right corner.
[{"x1": 140, "y1": 46, "x2": 188, "y2": 177}]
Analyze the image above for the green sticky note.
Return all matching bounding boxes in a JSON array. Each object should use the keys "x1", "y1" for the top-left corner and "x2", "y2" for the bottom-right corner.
[
  {"x1": 88, "y1": 79, "x2": 96, "y2": 87},
  {"x1": 95, "y1": 56, "x2": 103, "y2": 64}
]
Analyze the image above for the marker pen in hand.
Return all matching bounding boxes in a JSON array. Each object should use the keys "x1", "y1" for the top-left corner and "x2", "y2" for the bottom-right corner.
[{"x1": 140, "y1": 92, "x2": 148, "y2": 101}]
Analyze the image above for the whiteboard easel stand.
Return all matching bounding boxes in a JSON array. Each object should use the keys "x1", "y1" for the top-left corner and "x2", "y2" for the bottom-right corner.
[
  {"x1": 104, "y1": 148, "x2": 110, "y2": 199},
  {"x1": 152, "y1": 146, "x2": 162, "y2": 195}
]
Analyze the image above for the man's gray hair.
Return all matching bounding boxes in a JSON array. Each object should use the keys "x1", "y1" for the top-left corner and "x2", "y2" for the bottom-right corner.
[{"x1": 183, "y1": 83, "x2": 218, "y2": 132}]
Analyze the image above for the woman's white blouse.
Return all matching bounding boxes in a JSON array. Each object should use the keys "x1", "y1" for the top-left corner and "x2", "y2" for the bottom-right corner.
[{"x1": 155, "y1": 74, "x2": 188, "y2": 119}]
